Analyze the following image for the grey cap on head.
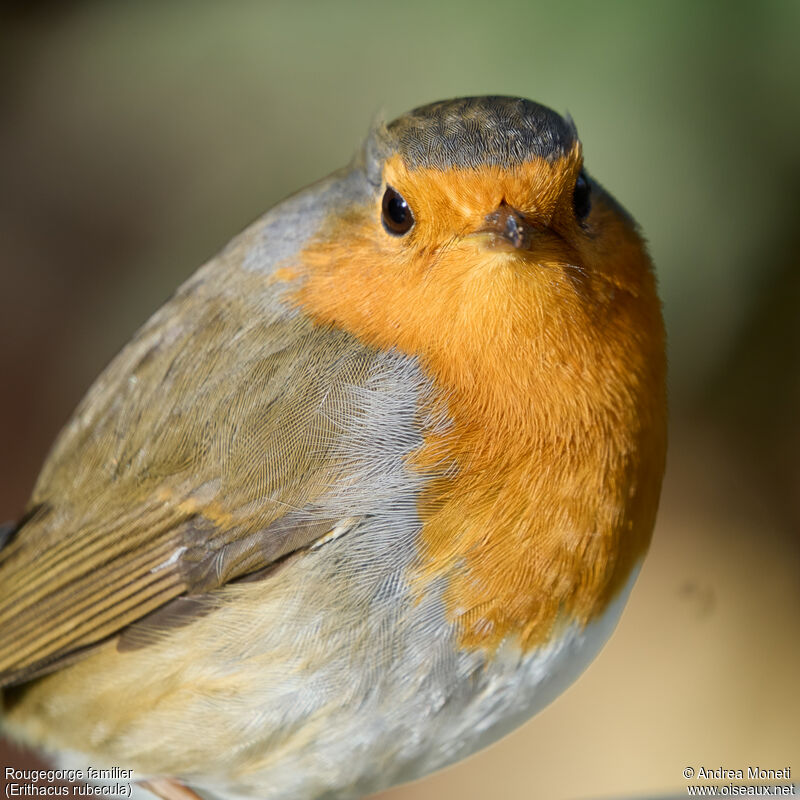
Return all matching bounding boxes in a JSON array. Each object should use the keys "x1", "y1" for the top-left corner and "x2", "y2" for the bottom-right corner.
[{"x1": 377, "y1": 96, "x2": 579, "y2": 172}]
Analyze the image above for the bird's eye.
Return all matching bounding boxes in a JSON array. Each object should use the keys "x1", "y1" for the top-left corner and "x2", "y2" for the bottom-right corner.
[
  {"x1": 381, "y1": 186, "x2": 414, "y2": 235},
  {"x1": 572, "y1": 170, "x2": 591, "y2": 221}
]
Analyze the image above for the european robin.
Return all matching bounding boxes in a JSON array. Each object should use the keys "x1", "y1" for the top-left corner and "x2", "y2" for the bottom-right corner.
[{"x1": 0, "y1": 96, "x2": 667, "y2": 800}]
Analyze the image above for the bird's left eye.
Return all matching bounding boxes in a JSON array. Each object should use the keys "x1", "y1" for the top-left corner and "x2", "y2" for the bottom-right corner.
[
  {"x1": 572, "y1": 170, "x2": 591, "y2": 221},
  {"x1": 382, "y1": 186, "x2": 415, "y2": 235}
]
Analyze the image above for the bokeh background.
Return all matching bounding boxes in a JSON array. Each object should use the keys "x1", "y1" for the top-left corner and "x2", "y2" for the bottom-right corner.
[{"x1": 1, "y1": 2, "x2": 798, "y2": 798}]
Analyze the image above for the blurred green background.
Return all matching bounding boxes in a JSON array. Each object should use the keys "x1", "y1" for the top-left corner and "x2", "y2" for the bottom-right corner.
[{"x1": 1, "y1": 1, "x2": 798, "y2": 798}]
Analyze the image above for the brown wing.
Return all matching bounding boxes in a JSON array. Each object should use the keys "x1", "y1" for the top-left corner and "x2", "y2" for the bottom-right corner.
[{"x1": 0, "y1": 260, "x2": 380, "y2": 686}]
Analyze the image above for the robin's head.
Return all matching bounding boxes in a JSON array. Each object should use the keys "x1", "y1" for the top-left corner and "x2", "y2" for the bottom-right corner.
[{"x1": 294, "y1": 96, "x2": 663, "y2": 394}]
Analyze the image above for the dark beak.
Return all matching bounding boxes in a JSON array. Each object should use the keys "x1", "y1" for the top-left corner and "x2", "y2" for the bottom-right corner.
[{"x1": 474, "y1": 204, "x2": 538, "y2": 251}]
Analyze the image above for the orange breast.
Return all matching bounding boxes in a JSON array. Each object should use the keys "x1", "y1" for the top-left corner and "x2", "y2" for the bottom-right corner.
[{"x1": 290, "y1": 154, "x2": 667, "y2": 653}]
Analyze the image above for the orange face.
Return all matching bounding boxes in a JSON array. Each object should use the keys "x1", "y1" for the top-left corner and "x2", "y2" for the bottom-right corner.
[{"x1": 292, "y1": 145, "x2": 667, "y2": 653}]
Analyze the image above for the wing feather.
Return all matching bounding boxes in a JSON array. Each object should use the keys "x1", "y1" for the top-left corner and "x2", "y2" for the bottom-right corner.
[{"x1": 0, "y1": 263, "x2": 384, "y2": 686}]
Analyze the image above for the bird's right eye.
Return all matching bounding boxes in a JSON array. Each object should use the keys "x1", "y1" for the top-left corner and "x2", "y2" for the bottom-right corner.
[{"x1": 382, "y1": 186, "x2": 415, "y2": 235}]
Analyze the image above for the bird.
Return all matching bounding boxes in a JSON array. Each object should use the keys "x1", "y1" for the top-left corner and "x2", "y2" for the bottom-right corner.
[{"x1": 0, "y1": 96, "x2": 667, "y2": 800}]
